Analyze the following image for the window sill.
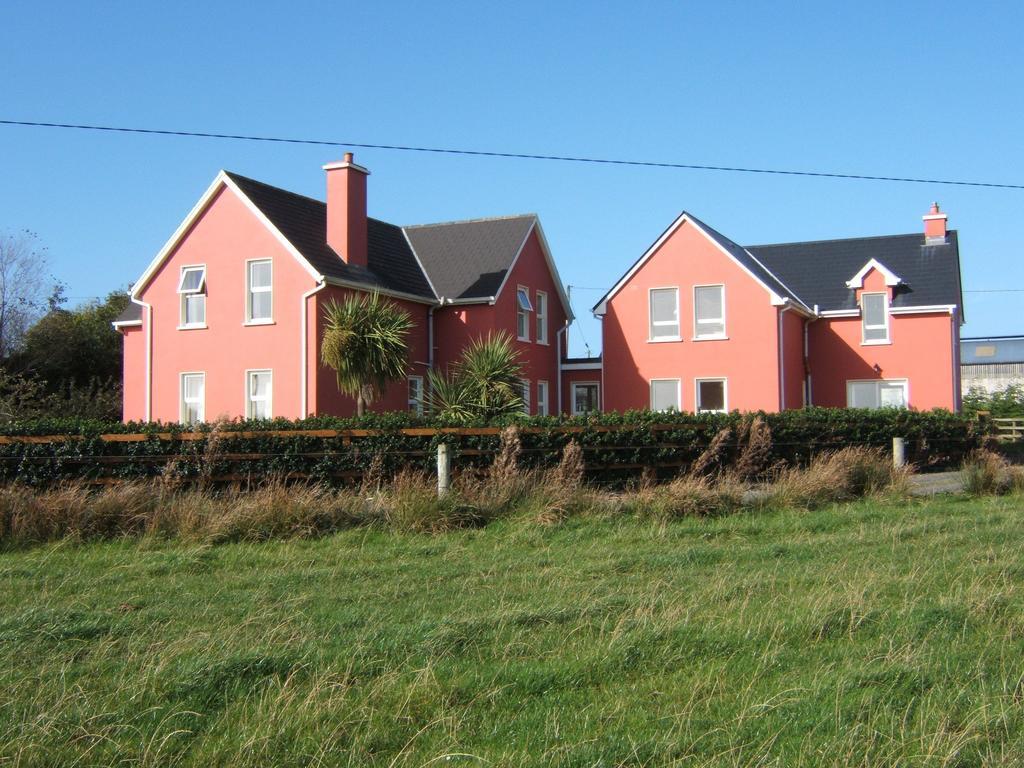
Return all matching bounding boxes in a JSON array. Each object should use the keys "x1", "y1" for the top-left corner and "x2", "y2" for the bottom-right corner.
[
  {"x1": 244, "y1": 319, "x2": 275, "y2": 327},
  {"x1": 647, "y1": 337, "x2": 682, "y2": 344},
  {"x1": 691, "y1": 335, "x2": 729, "y2": 342},
  {"x1": 536, "y1": 340, "x2": 549, "y2": 346},
  {"x1": 517, "y1": 336, "x2": 531, "y2": 343},
  {"x1": 861, "y1": 340, "x2": 892, "y2": 346},
  {"x1": 177, "y1": 324, "x2": 208, "y2": 331}
]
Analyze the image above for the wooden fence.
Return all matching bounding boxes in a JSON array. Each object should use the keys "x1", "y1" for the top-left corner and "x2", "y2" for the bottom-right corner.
[{"x1": 991, "y1": 418, "x2": 1024, "y2": 442}]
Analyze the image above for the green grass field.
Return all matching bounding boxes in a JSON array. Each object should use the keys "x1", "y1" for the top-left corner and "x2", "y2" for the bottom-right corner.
[{"x1": 3, "y1": 494, "x2": 1024, "y2": 766}]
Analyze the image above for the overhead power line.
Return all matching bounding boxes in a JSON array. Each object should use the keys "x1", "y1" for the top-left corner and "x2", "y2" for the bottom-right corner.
[{"x1": 2, "y1": 118, "x2": 1023, "y2": 190}]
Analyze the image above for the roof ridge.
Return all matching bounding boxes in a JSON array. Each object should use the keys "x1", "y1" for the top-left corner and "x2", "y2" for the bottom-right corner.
[
  {"x1": 747, "y1": 230, "x2": 959, "y2": 249},
  {"x1": 403, "y1": 213, "x2": 537, "y2": 230},
  {"x1": 223, "y1": 170, "x2": 326, "y2": 207}
]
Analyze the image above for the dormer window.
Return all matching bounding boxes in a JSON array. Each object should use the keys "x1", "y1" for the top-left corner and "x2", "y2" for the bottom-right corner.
[
  {"x1": 516, "y1": 287, "x2": 533, "y2": 341},
  {"x1": 861, "y1": 292, "x2": 890, "y2": 344},
  {"x1": 177, "y1": 265, "x2": 206, "y2": 328}
]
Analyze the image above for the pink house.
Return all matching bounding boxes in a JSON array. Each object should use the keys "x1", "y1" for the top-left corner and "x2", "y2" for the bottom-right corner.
[
  {"x1": 589, "y1": 205, "x2": 963, "y2": 413},
  {"x1": 113, "y1": 155, "x2": 572, "y2": 422}
]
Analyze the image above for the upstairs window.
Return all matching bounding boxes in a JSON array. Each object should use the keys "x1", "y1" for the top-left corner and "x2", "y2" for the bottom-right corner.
[
  {"x1": 517, "y1": 287, "x2": 533, "y2": 341},
  {"x1": 694, "y1": 285, "x2": 726, "y2": 339},
  {"x1": 408, "y1": 376, "x2": 424, "y2": 415},
  {"x1": 180, "y1": 372, "x2": 205, "y2": 424},
  {"x1": 177, "y1": 266, "x2": 206, "y2": 328},
  {"x1": 649, "y1": 288, "x2": 680, "y2": 341},
  {"x1": 246, "y1": 370, "x2": 272, "y2": 419},
  {"x1": 650, "y1": 379, "x2": 681, "y2": 411},
  {"x1": 246, "y1": 259, "x2": 273, "y2": 323},
  {"x1": 535, "y1": 290, "x2": 548, "y2": 344},
  {"x1": 861, "y1": 292, "x2": 889, "y2": 343}
]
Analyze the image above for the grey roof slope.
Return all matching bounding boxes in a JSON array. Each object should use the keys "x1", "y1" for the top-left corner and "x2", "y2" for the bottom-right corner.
[
  {"x1": 747, "y1": 231, "x2": 962, "y2": 313},
  {"x1": 113, "y1": 302, "x2": 142, "y2": 325},
  {"x1": 225, "y1": 172, "x2": 435, "y2": 300},
  {"x1": 404, "y1": 215, "x2": 536, "y2": 300}
]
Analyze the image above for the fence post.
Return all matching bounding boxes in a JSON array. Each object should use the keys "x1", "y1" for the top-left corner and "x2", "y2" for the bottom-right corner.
[
  {"x1": 437, "y1": 442, "x2": 451, "y2": 497},
  {"x1": 892, "y1": 437, "x2": 906, "y2": 468}
]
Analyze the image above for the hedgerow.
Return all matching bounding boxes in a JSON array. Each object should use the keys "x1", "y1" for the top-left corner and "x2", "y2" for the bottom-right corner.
[{"x1": 0, "y1": 408, "x2": 983, "y2": 487}]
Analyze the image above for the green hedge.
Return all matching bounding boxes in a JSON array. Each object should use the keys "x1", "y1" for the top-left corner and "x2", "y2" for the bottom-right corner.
[{"x1": 0, "y1": 408, "x2": 984, "y2": 487}]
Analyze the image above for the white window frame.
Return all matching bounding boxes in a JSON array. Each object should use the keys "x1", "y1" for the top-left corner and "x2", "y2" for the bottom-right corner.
[
  {"x1": 519, "y1": 378, "x2": 531, "y2": 414},
  {"x1": 535, "y1": 290, "x2": 548, "y2": 345},
  {"x1": 408, "y1": 375, "x2": 424, "y2": 415},
  {"x1": 537, "y1": 380, "x2": 549, "y2": 416},
  {"x1": 245, "y1": 369, "x2": 273, "y2": 419},
  {"x1": 516, "y1": 286, "x2": 533, "y2": 342},
  {"x1": 179, "y1": 372, "x2": 205, "y2": 424},
  {"x1": 860, "y1": 292, "x2": 891, "y2": 345},
  {"x1": 695, "y1": 377, "x2": 728, "y2": 413},
  {"x1": 245, "y1": 258, "x2": 273, "y2": 325},
  {"x1": 571, "y1": 381, "x2": 600, "y2": 416},
  {"x1": 649, "y1": 378, "x2": 682, "y2": 412},
  {"x1": 177, "y1": 264, "x2": 207, "y2": 329},
  {"x1": 846, "y1": 379, "x2": 909, "y2": 409},
  {"x1": 693, "y1": 284, "x2": 726, "y2": 340},
  {"x1": 648, "y1": 287, "x2": 681, "y2": 342}
]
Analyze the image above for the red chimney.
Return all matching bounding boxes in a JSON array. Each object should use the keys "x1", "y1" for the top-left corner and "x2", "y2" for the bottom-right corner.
[
  {"x1": 323, "y1": 152, "x2": 370, "y2": 267},
  {"x1": 923, "y1": 202, "x2": 948, "y2": 244}
]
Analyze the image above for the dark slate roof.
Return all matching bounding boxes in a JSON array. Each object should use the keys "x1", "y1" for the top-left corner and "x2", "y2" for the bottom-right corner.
[
  {"x1": 225, "y1": 172, "x2": 435, "y2": 300},
  {"x1": 113, "y1": 302, "x2": 142, "y2": 325},
  {"x1": 747, "y1": 231, "x2": 962, "y2": 313},
  {"x1": 563, "y1": 355, "x2": 602, "y2": 365},
  {"x1": 404, "y1": 215, "x2": 536, "y2": 300}
]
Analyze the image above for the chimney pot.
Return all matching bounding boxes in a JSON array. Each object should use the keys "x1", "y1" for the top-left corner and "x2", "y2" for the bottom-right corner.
[{"x1": 343, "y1": 152, "x2": 353, "y2": 163}]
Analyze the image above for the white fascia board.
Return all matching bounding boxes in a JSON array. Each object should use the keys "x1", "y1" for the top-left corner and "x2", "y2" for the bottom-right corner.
[
  {"x1": 845, "y1": 258, "x2": 903, "y2": 289},
  {"x1": 445, "y1": 296, "x2": 494, "y2": 306},
  {"x1": 889, "y1": 304, "x2": 956, "y2": 315},
  {"x1": 111, "y1": 319, "x2": 143, "y2": 328},
  {"x1": 561, "y1": 362, "x2": 603, "y2": 371},
  {"x1": 130, "y1": 171, "x2": 325, "y2": 300},
  {"x1": 530, "y1": 219, "x2": 574, "y2": 322},
  {"x1": 321, "y1": 276, "x2": 439, "y2": 306},
  {"x1": 399, "y1": 227, "x2": 440, "y2": 301},
  {"x1": 819, "y1": 309, "x2": 860, "y2": 317},
  {"x1": 489, "y1": 219, "x2": 536, "y2": 307}
]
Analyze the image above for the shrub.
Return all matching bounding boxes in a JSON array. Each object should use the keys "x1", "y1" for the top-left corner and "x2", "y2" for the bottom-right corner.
[
  {"x1": 767, "y1": 447, "x2": 906, "y2": 510},
  {"x1": 960, "y1": 449, "x2": 1024, "y2": 496}
]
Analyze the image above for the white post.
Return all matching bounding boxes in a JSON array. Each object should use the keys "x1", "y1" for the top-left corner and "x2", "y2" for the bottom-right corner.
[
  {"x1": 892, "y1": 437, "x2": 906, "y2": 468},
  {"x1": 437, "y1": 443, "x2": 451, "y2": 496}
]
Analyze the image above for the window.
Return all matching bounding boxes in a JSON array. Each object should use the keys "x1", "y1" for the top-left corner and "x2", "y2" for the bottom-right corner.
[
  {"x1": 650, "y1": 379, "x2": 681, "y2": 411},
  {"x1": 694, "y1": 285, "x2": 725, "y2": 339},
  {"x1": 519, "y1": 379, "x2": 531, "y2": 414},
  {"x1": 177, "y1": 266, "x2": 206, "y2": 328},
  {"x1": 246, "y1": 259, "x2": 273, "y2": 323},
  {"x1": 537, "y1": 380, "x2": 549, "y2": 416},
  {"x1": 696, "y1": 378, "x2": 727, "y2": 413},
  {"x1": 246, "y1": 370, "x2": 272, "y2": 419},
  {"x1": 536, "y1": 291, "x2": 548, "y2": 344},
  {"x1": 572, "y1": 382, "x2": 600, "y2": 415},
  {"x1": 408, "y1": 376, "x2": 424, "y2": 415},
  {"x1": 180, "y1": 373, "x2": 205, "y2": 424},
  {"x1": 516, "y1": 287, "x2": 533, "y2": 341},
  {"x1": 847, "y1": 379, "x2": 908, "y2": 409},
  {"x1": 861, "y1": 292, "x2": 889, "y2": 343},
  {"x1": 649, "y1": 288, "x2": 680, "y2": 341}
]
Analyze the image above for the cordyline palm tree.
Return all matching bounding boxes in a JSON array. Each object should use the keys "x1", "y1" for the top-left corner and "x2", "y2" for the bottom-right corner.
[
  {"x1": 320, "y1": 292, "x2": 413, "y2": 416},
  {"x1": 427, "y1": 331, "x2": 524, "y2": 422}
]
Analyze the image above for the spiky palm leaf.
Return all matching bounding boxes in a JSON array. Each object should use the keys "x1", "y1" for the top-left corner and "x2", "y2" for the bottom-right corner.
[
  {"x1": 320, "y1": 292, "x2": 413, "y2": 416},
  {"x1": 426, "y1": 331, "x2": 524, "y2": 422}
]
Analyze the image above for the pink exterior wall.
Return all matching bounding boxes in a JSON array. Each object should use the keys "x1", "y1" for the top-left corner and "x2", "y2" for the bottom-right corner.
[
  {"x1": 311, "y1": 286, "x2": 432, "y2": 415},
  {"x1": 120, "y1": 324, "x2": 146, "y2": 421},
  {"x1": 600, "y1": 219, "x2": 783, "y2": 413},
  {"x1": 133, "y1": 186, "x2": 318, "y2": 422},
  {"x1": 781, "y1": 309, "x2": 807, "y2": 410}
]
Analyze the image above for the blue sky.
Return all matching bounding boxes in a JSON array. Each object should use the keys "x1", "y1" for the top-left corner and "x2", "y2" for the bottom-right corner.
[{"x1": 3, "y1": 1, "x2": 1022, "y2": 355}]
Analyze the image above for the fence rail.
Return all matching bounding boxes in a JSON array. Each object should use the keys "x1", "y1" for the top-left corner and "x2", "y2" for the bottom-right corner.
[{"x1": 991, "y1": 418, "x2": 1024, "y2": 442}]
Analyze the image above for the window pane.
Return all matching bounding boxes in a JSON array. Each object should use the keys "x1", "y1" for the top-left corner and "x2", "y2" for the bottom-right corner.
[
  {"x1": 185, "y1": 294, "x2": 205, "y2": 325},
  {"x1": 517, "y1": 310, "x2": 529, "y2": 339},
  {"x1": 650, "y1": 289, "x2": 677, "y2": 323},
  {"x1": 178, "y1": 267, "x2": 205, "y2": 293},
  {"x1": 184, "y1": 375, "x2": 203, "y2": 400},
  {"x1": 536, "y1": 293, "x2": 547, "y2": 342},
  {"x1": 249, "y1": 261, "x2": 272, "y2": 289},
  {"x1": 651, "y1": 380, "x2": 679, "y2": 411},
  {"x1": 574, "y1": 384, "x2": 598, "y2": 414},
  {"x1": 517, "y1": 288, "x2": 533, "y2": 311},
  {"x1": 848, "y1": 382, "x2": 878, "y2": 408},
  {"x1": 698, "y1": 380, "x2": 725, "y2": 412},
  {"x1": 250, "y1": 291, "x2": 272, "y2": 321},
  {"x1": 695, "y1": 286, "x2": 723, "y2": 321},
  {"x1": 863, "y1": 294, "x2": 886, "y2": 326},
  {"x1": 879, "y1": 383, "x2": 906, "y2": 408},
  {"x1": 251, "y1": 372, "x2": 271, "y2": 398}
]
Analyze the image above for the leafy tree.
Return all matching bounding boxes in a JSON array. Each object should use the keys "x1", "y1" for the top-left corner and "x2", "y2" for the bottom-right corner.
[
  {"x1": 962, "y1": 384, "x2": 1024, "y2": 418},
  {"x1": 427, "y1": 332, "x2": 524, "y2": 422},
  {"x1": 0, "y1": 231, "x2": 61, "y2": 359},
  {"x1": 320, "y1": 292, "x2": 413, "y2": 416}
]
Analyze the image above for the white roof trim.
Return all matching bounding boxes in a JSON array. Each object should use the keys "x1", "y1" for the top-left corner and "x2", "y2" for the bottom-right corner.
[
  {"x1": 889, "y1": 304, "x2": 956, "y2": 315},
  {"x1": 845, "y1": 258, "x2": 903, "y2": 289},
  {"x1": 399, "y1": 227, "x2": 439, "y2": 301},
  {"x1": 488, "y1": 218, "x2": 574, "y2": 322},
  {"x1": 322, "y1": 276, "x2": 438, "y2": 305},
  {"x1": 111, "y1": 319, "x2": 143, "y2": 328},
  {"x1": 819, "y1": 309, "x2": 860, "y2": 318},
  {"x1": 130, "y1": 171, "x2": 324, "y2": 300},
  {"x1": 593, "y1": 212, "x2": 811, "y2": 316},
  {"x1": 561, "y1": 362, "x2": 603, "y2": 370}
]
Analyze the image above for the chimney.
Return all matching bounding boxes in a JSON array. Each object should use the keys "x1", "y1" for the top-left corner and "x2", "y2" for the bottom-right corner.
[
  {"x1": 323, "y1": 152, "x2": 370, "y2": 267},
  {"x1": 923, "y1": 202, "x2": 948, "y2": 244}
]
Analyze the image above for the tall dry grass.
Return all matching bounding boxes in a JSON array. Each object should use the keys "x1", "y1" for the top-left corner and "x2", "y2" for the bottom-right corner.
[
  {"x1": 767, "y1": 446, "x2": 909, "y2": 509},
  {"x1": 961, "y1": 448, "x2": 1024, "y2": 496}
]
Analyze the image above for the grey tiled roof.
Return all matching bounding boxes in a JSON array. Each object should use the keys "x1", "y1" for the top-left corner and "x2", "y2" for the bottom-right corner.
[
  {"x1": 747, "y1": 231, "x2": 962, "y2": 313},
  {"x1": 403, "y1": 215, "x2": 536, "y2": 300},
  {"x1": 113, "y1": 302, "x2": 142, "y2": 325}
]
